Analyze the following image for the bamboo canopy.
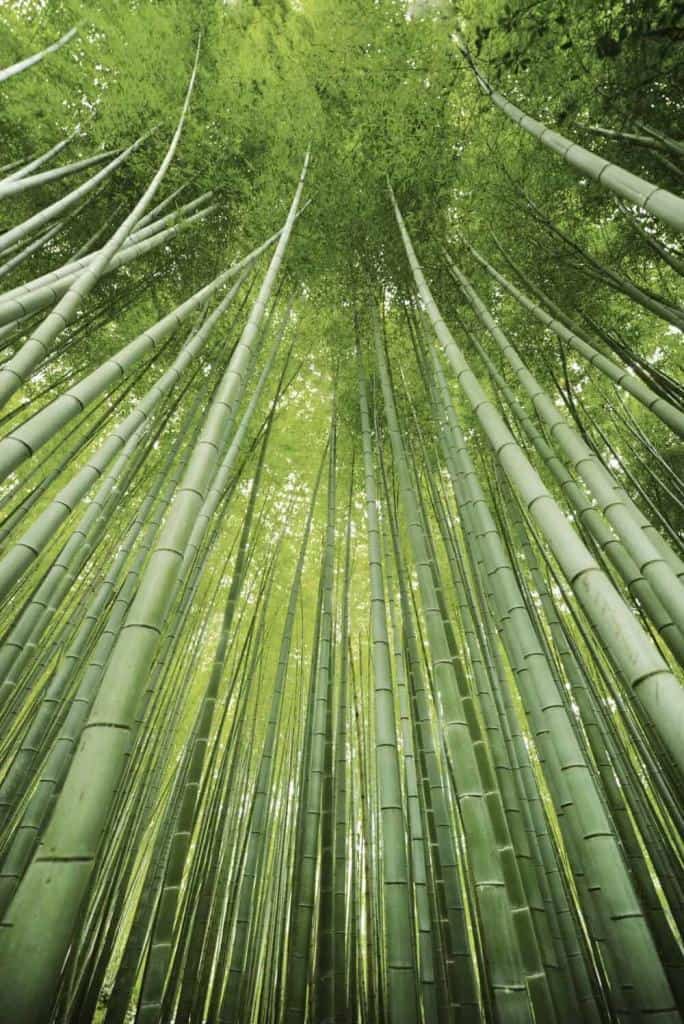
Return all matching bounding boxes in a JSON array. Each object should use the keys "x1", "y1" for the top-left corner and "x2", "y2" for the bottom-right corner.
[{"x1": 0, "y1": 2, "x2": 681, "y2": 1022}]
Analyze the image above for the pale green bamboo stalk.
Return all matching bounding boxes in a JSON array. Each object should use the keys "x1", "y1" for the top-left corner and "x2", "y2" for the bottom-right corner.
[
  {"x1": 0, "y1": 482, "x2": 155, "y2": 828},
  {"x1": 0, "y1": 204, "x2": 213, "y2": 329},
  {"x1": 356, "y1": 338, "x2": 424, "y2": 1023},
  {"x1": 1, "y1": 135, "x2": 74, "y2": 183},
  {"x1": 489, "y1": 232, "x2": 683, "y2": 408},
  {"x1": 134, "y1": 184, "x2": 189, "y2": 230},
  {"x1": 519, "y1": 196, "x2": 684, "y2": 330},
  {"x1": 373, "y1": 313, "x2": 552, "y2": 1021},
  {"x1": 0, "y1": 219, "x2": 65, "y2": 281},
  {"x1": 575, "y1": 224, "x2": 679, "y2": 331},
  {"x1": 187, "y1": 545, "x2": 281, "y2": 998},
  {"x1": 523, "y1": 504, "x2": 684, "y2": 905},
  {"x1": 0, "y1": 419, "x2": 152, "y2": 714},
  {"x1": 383, "y1": 462, "x2": 480, "y2": 1020},
  {"x1": 0, "y1": 157, "x2": 26, "y2": 176},
  {"x1": 416, "y1": 277, "x2": 679, "y2": 1017},
  {"x1": 0, "y1": 148, "x2": 119, "y2": 200},
  {"x1": 0, "y1": 435, "x2": 190, "y2": 914},
  {"x1": 467, "y1": 328, "x2": 684, "y2": 666},
  {"x1": 579, "y1": 122, "x2": 683, "y2": 156},
  {"x1": 316, "y1": 413, "x2": 338, "y2": 1024},
  {"x1": 456, "y1": 36, "x2": 684, "y2": 231},
  {"x1": 451, "y1": 477, "x2": 604, "y2": 1021},
  {"x1": 333, "y1": 459, "x2": 354, "y2": 1024},
  {"x1": 0, "y1": 27, "x2": 77, "y2": 83},
  {"x1": 173, "y1": 568, "x2": 277, "y2": 1023},
  {"x1": 618, "y1": 203, "x2": 684, "y2": 276},
  {"x1": 464, "y1": 240, "x2": 684, "y2": 437},
  {"x1": 381, "y1": 498, "x2": 439, "y2": 1024},
  {"x1": 0, "y1": 191, "x2": 213, "y2": 305},
  {"x1": 137, "y1": 330, "x2": 291, "y2": 1024},
  {"x1": 498, "y1": 471, "x2": 684, "y2": 1006},
  {"x1": 209, "y1": 545, "x2": 296, "y2": 1015},
  {"x1": 38, "y1": 284, "x2": 274, "y2": 1024},
  {"x1": 101, "y1": 751, "x2": 190, "y2": 1024},
  {"x1": 73, "y1": 545, "x2": 235, "y2": 1021},
  {"x1": 284, "y1": 422, "x2": 341, "y2": 1022},
  {"x1": 177, "y1": 304, "x2": 292, "y2": 590},
  {"x1": 421, "y1": 331, "x2": 600, "y2": 996},
  {"x1": 0, "y1": 193, "x2": 211, "y2": 309},
  {"x1": 635, "y1": 121, "x2": 684, "y2": 159},
  {"x1": 0, "y1": 381, "x2": 207, "y2": 828},
  {"x1": 0, "y1": 291, "x2": 163, "y2": 547},
  {"x1": 419, "y1": 448, "x2": 574, "y2": 1016},
  {"x1": 429, "y1": 352, "x2": 627, "y2": 1015},
  {"x1": 0, "y1": 335, "x2": 189, "y2": 655}
]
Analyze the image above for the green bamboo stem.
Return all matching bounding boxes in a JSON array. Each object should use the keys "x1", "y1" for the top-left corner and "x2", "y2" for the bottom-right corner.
[
  {"x1": 1, "y1": 135, "x2": 75, "y2": 183},
  {"x1": 381, "y1": 492, "x2": 440, "y2": 1024},
  {"x1": 0, "y1": 419, "x2": 153, "y2": 713},
  {"x1": 0, "y1": 204, "x2": 213, "y2": 327},
  {"x1": 468, "y1": 330, "x2": 684, "y2": 666},
  {"x1": 0, "y1": 236, "x2": 270, "y2": 485},
  {"x1": 356, "y1": 344, "x2": 422, "y2": 1022},
  {"x1": 333, "y1": 459, "x2": 354, "y2": 1024},
  {"x1": 383, "y1": 460, "x2": 480, "y2": 1020},
  {"x1": 0, "y1": 437, "x2": 189, "y2": 914},
  {"x1": 136, "y1": 335, "x2": 290, "y2": 1024},
  {"x1": 1, "y1": 191, "x2": 213, "y2": 305},
  {"x1": 0, "y1": 27, "x2": 78, "y2": 83},
  {"x1": 208, "y1": 337, "x2": 314, "y2": 1017},
  {"x1": 316, "y1": 411, "x2": 339, "y2": 1024},
  {"x1": 463, "y1": 239, "x2": 684, "y2": 437},
  {"x1": 489, "y1": 233, "x2": 684, "y2": 407},
  {"x1": 0, "y1": 148, "x2": 119, "y2": 200},
  {"x1": 457, "y1": 37, "x2": 684, "y2": 231}
]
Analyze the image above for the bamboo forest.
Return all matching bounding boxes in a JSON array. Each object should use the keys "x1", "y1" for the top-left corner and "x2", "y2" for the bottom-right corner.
[{"x1": 0, "y1": 1, "x2": 683, "y2": 1021}]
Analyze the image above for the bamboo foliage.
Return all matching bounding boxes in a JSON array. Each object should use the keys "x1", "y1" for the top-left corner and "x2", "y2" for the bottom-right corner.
[{"x1": 0, "y1": 13, "x2": 681, "y2": 1024}]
